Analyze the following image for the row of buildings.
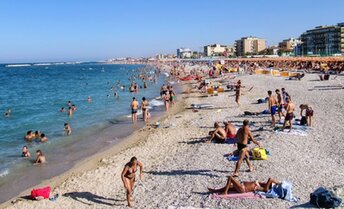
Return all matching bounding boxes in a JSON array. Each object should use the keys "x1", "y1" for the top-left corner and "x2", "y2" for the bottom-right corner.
[{"x1": 173, "y1": 22, "x2": 344, "y2": 59}]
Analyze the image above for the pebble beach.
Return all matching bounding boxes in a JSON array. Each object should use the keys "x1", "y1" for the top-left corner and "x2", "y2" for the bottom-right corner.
[{"x1": 4, "y1": 72, "x2": 344, "y2": 209}]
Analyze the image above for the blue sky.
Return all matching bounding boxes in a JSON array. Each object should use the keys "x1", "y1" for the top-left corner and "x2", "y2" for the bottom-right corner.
[{"x1": 0, "y1": 0, "x2": 343, "y2": 63}]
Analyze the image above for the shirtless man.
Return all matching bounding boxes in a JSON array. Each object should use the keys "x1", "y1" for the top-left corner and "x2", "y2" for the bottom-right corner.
[
  {"x1": 233, "y1": 120, "x2": 262, "y2": 177},
  {"x1": 268, "y1": 90, "x2": 278, "y2": 127},
  {"x1": 282, "y1": 97, "x2": 295, "y2": 132},
  {"x1": 68, "y1": 107, "x2": 73, "y2": 117},
  {"x1": 130, "y1": 97, "x2": 139, "y2": 123},
  {"x1": 275, "y1": 89, "x2": 283, "y2": 121},
  {"x1": 224, "y1": 121, "x2": 236, "y2": 141},
  {"x1": 208, "y1": 122, "x2": 227, "y2": 143}
]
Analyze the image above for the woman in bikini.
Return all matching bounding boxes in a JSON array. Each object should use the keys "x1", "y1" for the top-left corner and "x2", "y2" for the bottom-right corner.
[
  {"x1": 121, "y1": 157, "x2": 143, "y2": 207},
  {"x1": 208, "y1": 176, "x2": 279, "y2": 195}
]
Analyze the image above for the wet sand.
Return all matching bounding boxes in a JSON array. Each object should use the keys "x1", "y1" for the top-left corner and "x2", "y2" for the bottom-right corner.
[{"x1": 3, "y1": 73, "x2": 344, "y2": 209}]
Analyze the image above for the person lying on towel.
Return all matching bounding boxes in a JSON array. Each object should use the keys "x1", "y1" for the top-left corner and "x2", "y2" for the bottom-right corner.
[{"x1": 208, "y1": 176, "x2": 279, "y2": 195}]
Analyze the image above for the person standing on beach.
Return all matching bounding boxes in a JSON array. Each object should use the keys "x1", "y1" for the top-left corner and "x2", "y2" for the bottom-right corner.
[
  {"x1": 268, "y1": 90, "x2": 278, "y2": 127},
  {"x1": 235, "y1": 80, "x2": 241, "y2": 107},
  {"x1": 282, "y1": 97, "x2": 295, "y2": 132},
  {"x1": 163, "y1": 91, "x2": 170, "y2": 111},
  {"x1": 131, "y1": 97, "x2": 139, "y2": 123},
  {"x1": 275, "y1": 89, "x2": 283, "y2": 121},
  {"x1": 169, "y1": 86, "x2": 176, "y2": 106},
  {"x1": 233, "y1": 120, "x2": 262, "y2": 177},
  {"x1": 281, "y1": 88, "x2": 291, "y2": 105},
  {"x1": 141, "y1": 97, "x2": 149, "y2": 122},
  {"x1": 121, "y1": 157, "x2": 143, "y2": 207}
]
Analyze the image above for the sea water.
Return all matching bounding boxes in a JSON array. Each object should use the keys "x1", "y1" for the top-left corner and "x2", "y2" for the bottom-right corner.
[{"x1": 0, "y1": 63, "x2": 167, "y2": 202}]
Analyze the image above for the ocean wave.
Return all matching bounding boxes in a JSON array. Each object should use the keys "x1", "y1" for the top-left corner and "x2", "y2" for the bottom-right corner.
[
  {"x1": 5, "y1": 64, "x2": 31, "y2": 67},
  {"x1": 126, "y1": 109, "x2": 143, "y2": 118},
  {"x1": 0, "y1": 169, "x2": 9, "y2": 177},
  {"x1": 150, "y1": 99, "x2": 164, "y2": 107}
]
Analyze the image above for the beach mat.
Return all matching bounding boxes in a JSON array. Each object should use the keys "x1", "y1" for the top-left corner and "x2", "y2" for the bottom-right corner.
[
  {"x1": 210, "y1": 192, "x2": 263, "y2": 199},
  {"x1": 227, "y1": 156, "x2": 253, "y2": 161}
]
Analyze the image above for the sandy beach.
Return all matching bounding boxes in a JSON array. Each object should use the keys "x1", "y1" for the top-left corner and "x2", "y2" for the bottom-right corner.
[{"x1": 3, "y1": 72, "x2": 344, "y2": 209}]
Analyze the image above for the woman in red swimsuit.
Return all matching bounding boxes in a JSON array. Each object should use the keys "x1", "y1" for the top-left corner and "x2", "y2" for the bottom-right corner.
[{"x1": 121, "y1": 157, "x2": 143, "y2": 207}]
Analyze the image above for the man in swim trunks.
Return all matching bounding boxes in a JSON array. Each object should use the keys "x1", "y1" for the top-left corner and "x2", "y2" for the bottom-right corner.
[
  {"x1": 131, "y1": 97, "x2": 139, "y2": 123},
  {"x1": 282, "y1": 97, "x2": 295, "y2": 132},
  {"x1": 64, "y1": 123, "x2": 72, "y2": 135},
  {"x1": 208, "y1": 122, "x2": 227, "y2": 143},
  {"x1": 268, "y1": 90, "x2": 278, "y2": 127},
  {"x1": 233, "y1": 120, "x2": 262, "y2": 177},
  {"x1": 224, "y1": 121, "x2": 236, "y2": 142},
  {"x1": 275, "y1": 89, "x2": 283, "y2": 121}
]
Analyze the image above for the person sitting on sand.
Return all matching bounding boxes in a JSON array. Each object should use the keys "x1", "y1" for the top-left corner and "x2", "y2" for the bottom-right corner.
[
  {"x1": 24, "y1": 130, "x2": 35, "y2": 142},
  {"x1": 224, "y1": 121, "x2": 236, "y2": 141},
  {"x1": 207, "y1": 122, "x2": 227, "y2": 143},
  {"x1": 34, "y1": 150, "x2": 46, "y2": 165},
  {"x1": 121, "y1": 157, "x2": 143, "y2": 207},
  {"x1": 282, "y1": 97, "x2": 295, "y2": 132},
  {"x1": 208, "y1": 176, "x2": 279, "y2": 195},
  {"x1": 40, "y1": 133, "x2": 48, "y2": 142},
  {"x1": 22, "y1": 146, "x2": 31, "y2": 157},
  {"x1": 268, "y1": 90, "x2": 278, "y2": 127},
  {"x1": 233, "y1": 120, "x2": 262, "y2": 177},
  {"x1": 64, "y1": 123, "x2": 72, "y2": 135},
  {"x1": 300, "y1": 104, "x2": 313, "y2": 126}
]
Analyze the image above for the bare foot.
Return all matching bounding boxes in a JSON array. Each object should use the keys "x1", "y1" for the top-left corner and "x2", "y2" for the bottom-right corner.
[{"x1": 233, "y1": 173, "x2": 239, "y2": 177}]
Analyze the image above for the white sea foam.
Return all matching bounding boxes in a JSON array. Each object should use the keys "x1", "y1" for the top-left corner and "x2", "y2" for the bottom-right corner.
[
  {"x1": 5, "y1": 64, "x2": 31, "y2": 67},
  {"x1": 163, "y1": 72, "x2": 169, "y2": 77},
  {"x1": 150, "y1": 99, "x2": 164, "y2": 107},
  {"x1": 0, "y1": 169, "x2": 9, "y2": 177}
]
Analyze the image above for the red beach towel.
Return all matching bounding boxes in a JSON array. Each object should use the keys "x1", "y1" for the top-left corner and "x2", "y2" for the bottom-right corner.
[{"x1": 31, "y1": 186, "x2": 51, "y2": 199}]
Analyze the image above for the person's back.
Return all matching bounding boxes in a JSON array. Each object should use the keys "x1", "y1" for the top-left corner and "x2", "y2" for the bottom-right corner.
[
  {"x1": 225, "y1": 122, "x2": 236, "y2": 139},
  {"x1": 131, "y1": 100, "x2": 139, "y2": 109}
]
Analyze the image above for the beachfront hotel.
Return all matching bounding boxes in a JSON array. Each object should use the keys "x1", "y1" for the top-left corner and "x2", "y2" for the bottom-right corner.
[
  {"x1": 203, "y1": 44, "x2": 236, "y2": 57},
  {"x1": 177, "y1": 48, "x2": 192, "y2": 59},
  {"x1": 298, "y1": 22, "x2": 344, "y2": 56},
  {"x1": 235, "y1": 36, "x2": 267, "y2": 56},
  {"x1": 278, "y1": 38, "x2": 301, "y2": 54}
]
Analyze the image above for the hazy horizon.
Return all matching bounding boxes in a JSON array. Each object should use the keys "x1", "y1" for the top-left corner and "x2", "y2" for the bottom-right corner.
[{"x1": 1, "y1": 0, "x2": 343, "y2": 63}]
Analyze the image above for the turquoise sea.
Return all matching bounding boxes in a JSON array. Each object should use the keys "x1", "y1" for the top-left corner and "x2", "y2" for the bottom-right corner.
[{"x1": 0, "y1": 63, "x2": 168, "y2": 203}]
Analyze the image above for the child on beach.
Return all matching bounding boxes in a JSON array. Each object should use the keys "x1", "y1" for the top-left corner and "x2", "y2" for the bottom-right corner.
[{"x1": 34, "y1": 150, "x2": 46, "y2": 165}]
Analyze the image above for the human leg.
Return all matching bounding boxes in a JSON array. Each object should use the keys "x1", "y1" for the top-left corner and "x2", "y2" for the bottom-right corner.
[{"x1": 233, "y1": 149, "x2": 246, "y2": 176}]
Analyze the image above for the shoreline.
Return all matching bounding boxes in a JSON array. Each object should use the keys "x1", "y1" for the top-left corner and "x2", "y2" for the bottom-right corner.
[
  {"x1": 0, "y1": 83, "x2": 187, "y2": 209},
  {"x1": 4, "y1": 72, "x2": 344, "y2": 209}
]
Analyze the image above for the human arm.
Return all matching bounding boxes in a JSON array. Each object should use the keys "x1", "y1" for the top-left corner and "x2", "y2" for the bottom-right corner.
[{"x1": 248, "y1": 131, "x2": 261, "y2": 147}]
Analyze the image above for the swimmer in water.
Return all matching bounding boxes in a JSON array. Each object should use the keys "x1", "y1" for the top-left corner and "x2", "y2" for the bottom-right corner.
[
  {"x1": 64, "y1": 123, "x2": 72, "y2": 135},
  {"x1": 24, "y1": 130, "x2": 35, "y2": 142},
  {"x1": 71, "y1": 104, "x2": 77, "y2": 111},
  {"x1": 67, "y1": 101, "x2": 72, "y2": 107},
  {"x1": 4, "y1": 108, "x2": 11, "y2": 117},
  {"x1": 87, "y1": 96, "x2": 92, "y2": 103},
  {"x1": 60, "y1": 107, "x2": 65, "y2": 112},
  {"x1": 40, "y1": 133, "x2": 48, "y2": 142},
  {"x1": 35, "y1": 130, "x2": 41, "y2": 139},
  {"x1": 34, "y1": 150, "x2": 46, "y2": 165},
  {"x1": 68, "y1": 107, "x2": 73, "y2": 117},
  {"x1": 21, "y1": 146, "x2": 31, "y2": 157}
]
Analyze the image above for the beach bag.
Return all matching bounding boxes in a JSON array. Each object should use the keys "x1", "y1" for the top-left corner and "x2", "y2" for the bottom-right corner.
[
  {"x1": 310, "y1": 187, "x2": 342, "y2": 208},
  {"x1": 252, "y1": 148, "x2": 267, "y2": 160},
  {"x1": 31, "y1": 186, "x2": 51, "y2": 199}
]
